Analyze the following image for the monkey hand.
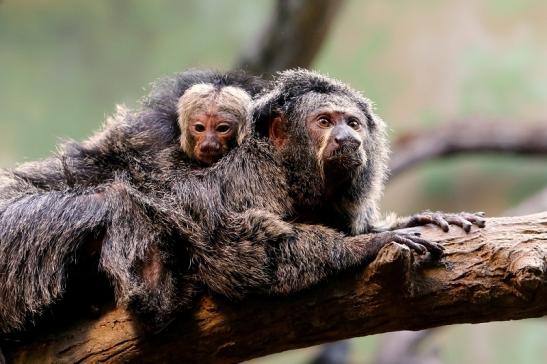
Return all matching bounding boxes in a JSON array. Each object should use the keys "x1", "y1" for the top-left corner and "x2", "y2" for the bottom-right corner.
[
  {"x1": 398, "y1": 211, "x2": 486, "y2": 233},
  {"x1": 357, "y1": 231, "x2": 445, "y2": 263}
]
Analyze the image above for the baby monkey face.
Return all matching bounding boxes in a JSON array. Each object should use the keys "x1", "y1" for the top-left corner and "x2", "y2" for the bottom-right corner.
[
  {"x1": 188, "y1": 107, "x2": 239, "y2": 165},
  {"x1": 178, "y1": 83, "x2": 251, "y2": 166}
]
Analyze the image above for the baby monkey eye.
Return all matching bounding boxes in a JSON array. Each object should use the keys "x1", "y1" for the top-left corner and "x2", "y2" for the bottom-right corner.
[
  {"x1": 317, "y1": 116, "x2": 332, "y2": 128},
  {"x1": 194, "y1": 124, "x2": 206, "y2": 132},
  {"x1": 216, "y1": 124, "x2": 231, "y2": 133}
]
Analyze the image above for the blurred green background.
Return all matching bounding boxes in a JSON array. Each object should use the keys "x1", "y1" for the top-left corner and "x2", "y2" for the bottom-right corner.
[{"x1": 1, "y1": 0, "x2": 546, "y2": 363}]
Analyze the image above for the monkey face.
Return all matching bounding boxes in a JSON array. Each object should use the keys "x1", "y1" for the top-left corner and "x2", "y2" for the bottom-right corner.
[
  {"x1": 187, "y1": 108, "x2": 239, "y2": 165},
  {"x1": 256, "y1": 69, "x2": 388, "y2": 217},
  {"x1": 302, "y1": 94, "x2": 368, "y2": 176}
]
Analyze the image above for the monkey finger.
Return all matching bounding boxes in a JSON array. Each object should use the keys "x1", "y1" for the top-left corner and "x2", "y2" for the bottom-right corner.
[
  {"x1": 460, "y1": 212, "x2": 487, "y2": 228},
  {"x1": 407, "y1": 234, "x2": 445, "y2": 256},
  {"x1": 444, "y1": 215, "x2": 473, "y2": 232},
  {"x1": 415, "y1": 236, "x2": 445, "y2": 251},
  {"x1": 407, "y1": 213, "x2": 433, "y2": 227},
  {"x1": 391, "y1": 235, "x2": 427, "y2": 255},
  {"x1": 421, "y1": 240, "x2": 445, "y2": 258},
  {"x1": 432, "y1": 213, "x2": 450, "y2": 232}
]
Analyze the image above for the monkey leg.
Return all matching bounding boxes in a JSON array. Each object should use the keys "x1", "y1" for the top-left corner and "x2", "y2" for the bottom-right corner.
[
  {"x1": 0, "y1": 188, "x2": 110, "y2": 334},
  {"x1": 97, "y1": 181, "x2": 200, "y2": 332},
  {"x1": 390, "y1": 211, "x2": 486, "y2": 233},
  {"x1": 0, "y1": 175, "x2": 186, "y2": 333}
]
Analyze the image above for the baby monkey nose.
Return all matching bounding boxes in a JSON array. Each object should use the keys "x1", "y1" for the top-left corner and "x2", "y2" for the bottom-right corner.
[{"x1": 200, "y1": 139, "x2": 221, "y2": 153}]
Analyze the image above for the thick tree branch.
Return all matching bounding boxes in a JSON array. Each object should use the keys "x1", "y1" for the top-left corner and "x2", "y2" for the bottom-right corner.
[
  {"x1": 235, "y1": 0, "x2": 345, "y2": 76},
  {"x1": 5, "y1": 213, "x2": 547, "y2": 363},
  {"x1": 390, "y1": 120, "x2": 547, "y2": 178}
]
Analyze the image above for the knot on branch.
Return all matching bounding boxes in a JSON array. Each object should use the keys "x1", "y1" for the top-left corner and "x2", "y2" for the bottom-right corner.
[
  {"x1": 509, "y1": 249, "x2": 547, "y2": 295},
  {"x1": 364, "y1": 243, "x2": 416, "y2": 295}
]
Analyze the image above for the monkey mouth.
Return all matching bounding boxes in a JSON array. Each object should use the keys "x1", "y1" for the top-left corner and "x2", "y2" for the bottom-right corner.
[
  {"x1": 323, "y1": 155, "x2": 363, "y2": 177},
  {"x1": 323, "y1": 148, "x2": 363, "y2": 168},
  {"x1": 196, "y1": 151, "x2": 223, "y2": 165}
]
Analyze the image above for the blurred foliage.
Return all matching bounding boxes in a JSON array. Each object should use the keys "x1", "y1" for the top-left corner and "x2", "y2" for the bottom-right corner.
[{"x1": 1, "y1": 0, "x2": 547, "y2": 363}]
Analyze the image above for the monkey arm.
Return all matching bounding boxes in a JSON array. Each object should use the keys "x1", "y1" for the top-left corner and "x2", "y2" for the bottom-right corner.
[
  {"x1": 195, "y1": 214, "x2": 443, "y2": 298},
  {"x1": 96, "y1": 181, "x2": 198, "y2": 331},
  {"x1": 266, "y1": 225, "x2": 443, "y2": 295}
]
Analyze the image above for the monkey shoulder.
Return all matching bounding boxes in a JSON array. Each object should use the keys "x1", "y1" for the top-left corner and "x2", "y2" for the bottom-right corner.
[
  {"x1": 205, "y1": 138, "x2": 291, "y2": 214},
  {"x1": 210, "y1": 138, "x2": 282, "y2": 179}
]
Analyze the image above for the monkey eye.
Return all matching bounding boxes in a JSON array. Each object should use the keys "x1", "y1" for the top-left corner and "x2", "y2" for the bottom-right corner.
[
  {"x1": 347, "y1": 118, "x2": 361, "y2": 130},
  {"x1": 317, "y1": 116, "x2": 332, "y2": 128},
  {"x1": 216, "y1": 124, "x2": 231, "y2": 133},
  {"x1": 194, "y1": 124, "x2": 205, "y2": 132}
]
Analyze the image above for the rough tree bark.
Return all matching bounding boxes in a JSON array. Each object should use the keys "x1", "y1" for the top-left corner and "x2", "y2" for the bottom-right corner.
[
  {"x1": 235, "y1": 0, "x2": 345, "y2": 76},
  {"x1": 5, "y1": 212, "x2": 547, "y2": 363}
]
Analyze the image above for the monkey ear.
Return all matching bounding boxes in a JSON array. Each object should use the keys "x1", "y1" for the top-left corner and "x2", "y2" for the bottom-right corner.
[
  {"x1": 269, "y1": 115, "x2": 288, "y2": 148},
  {"x1": 251, "y1": 88, "x2": 284, "y2": 138}
]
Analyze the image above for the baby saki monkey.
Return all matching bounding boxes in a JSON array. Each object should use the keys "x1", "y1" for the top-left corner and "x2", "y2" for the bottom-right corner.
[{"x1": 178, "y1": 82, "x2": 251, "y2": 165}]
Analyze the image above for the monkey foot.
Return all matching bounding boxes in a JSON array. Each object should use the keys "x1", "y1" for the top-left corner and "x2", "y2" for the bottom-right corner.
[{"x1": 401, "y1": 211, "x2": 486, "y2": 233}]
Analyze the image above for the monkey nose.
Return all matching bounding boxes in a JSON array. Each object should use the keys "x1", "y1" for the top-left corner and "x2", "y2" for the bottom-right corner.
[
  {"x1": 200, "y1": 142, "x2": 221, "y2": 154},
  {"x1": 201, "y1": 135, "x2": 220, "y2": 148},
  {"x1": 334, "y1": 136, "x2": 361, "y2": 150}
]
